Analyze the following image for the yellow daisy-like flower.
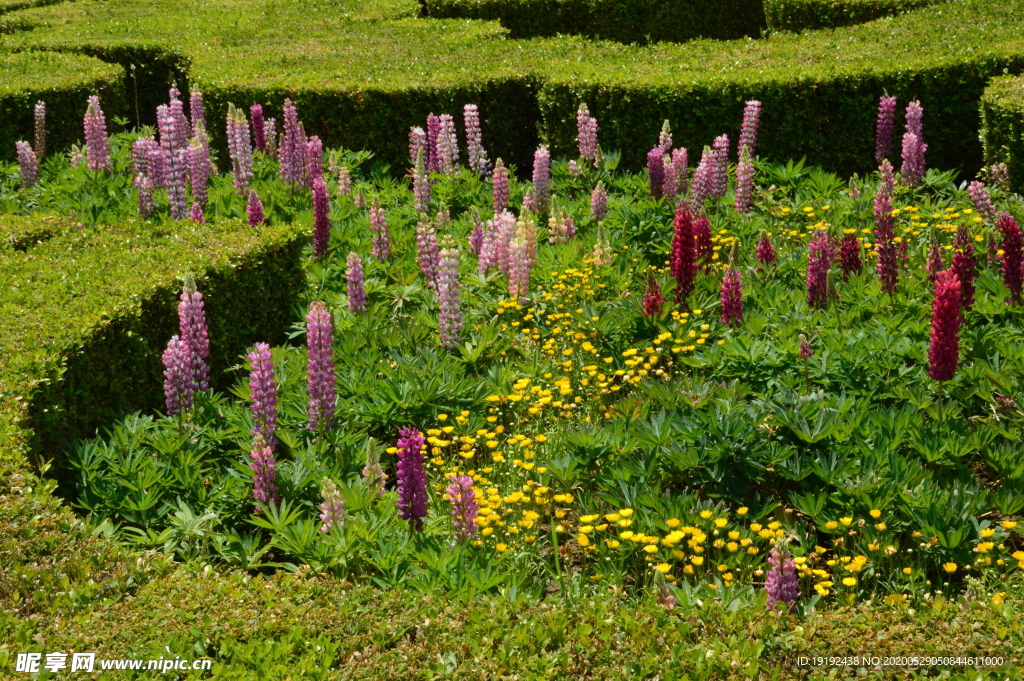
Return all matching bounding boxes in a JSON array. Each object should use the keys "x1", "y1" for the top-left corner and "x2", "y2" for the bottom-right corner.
[
  {"x1": 839, "y1": 517, "x2": 853, "y2": 527},
  {"x1": 699, "y1": 510, "x2": 713, "y2": 519},
  {"x1": 655, "y1": 563, "x2": 672, "y2": 574},
  {"x1": 1002, "y1": 521, "x2": 1017, "y2": 530},
  {"x1": 691, "y1": 556, "x2": 704, "y2": 566},
  {"x1": 737, "y1": 507, "x2": 748, "y2": 516},
  {"x1": 713, "y1": 518, "x2": 728, "y2": 528},
  {"x1": 842, "y1": 577, "x2": 857, "y2": 587},
  {"x1": 643, "y1": 545, "x2": 658, "y2": 554},
  {"x1": 943, "y1": 562, "x2": 958, "y2": 573},
  {"x1": 902, "y1": 567, "x2": 912, "y2": 575},
  {"x1": 496, "y1": 543, "x2": 508, "y2": 552},
  {"x1": 869, "y1": 509, "x2": 881, "y2": 519},
  {"x1": 666, "y1": 518, "x2": 680, "y2": 528}
]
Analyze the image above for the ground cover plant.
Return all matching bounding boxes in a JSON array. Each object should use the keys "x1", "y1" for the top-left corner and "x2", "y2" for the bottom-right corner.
[{"x1": 3, "y1": 87, "x2": 1024, "y2": 677}]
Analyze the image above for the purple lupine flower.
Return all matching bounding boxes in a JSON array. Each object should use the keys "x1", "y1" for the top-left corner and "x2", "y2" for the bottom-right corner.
[
  {"x1": 875, "y1": 95, "x2": 897, "y2": 163},
  {"x1": 901, "y1": 132, "x2": 926, "y2": 188},
  {"x1": 83, "y1": 96, "x2": 112, "y2": 171},
  {"x1": 658, "y1": 119, "x2": 673, "y2": 153},
  {"x1": 689, "y1": 146, "x2": 715, "y2": 207},
  {"x1": 694, "y1": 213, "x2": 714, "y2": 270},
  {"x1": 157, "y1": 104, "x2": 189, "y2": 219},
  {"x1": 989, "y1": 163, "x2": 1010, "y2": 191},
  {"x1": 445, "y1": 474, "x2": 478, "y2": 541},
  {"x1": 279, "y1": 99, "x2": 305, "y2": 188},
  {"x1": 337, "y1": 166, "x2": 352, "y2": 196},
  {"x1": 368, "y1": 199, "x2": 391, "y2": 261},
  {"x1": 577, "y1": 104, "x2": 599, "y2": 167},
  {"x1": 765, "y1": 544, "x2": 799, "y2": 612},
  {"x1": 306, "y1": 300, "x2": 336, "y2": 431},
  {"x1": 247, "y1": 190, "x2": 265, "y2": 227},
  {"x1": 720, "y1": 261, "x2": 743, "y2": 327},
  {"x1": 248, "y1": 342, "x2": 277, "y2": 449},
  {"x1": 413, "y1": 148, "x2": 431, "y2": 213},
  {"x1": 647, "y1": 147, "x2": 665, "y2": 199},
  {"x1": 306, "y1": 136, "x2": 324, "y2": 187},
  {"x1": 756, "y1": 232, "x2": 776, "y2": 267},
  {"x1": 135, "y1": 173, "x2": 154, "y2": 218},
  {"x1": 226, "y1": 104, "x2": 253, "y2": 194},
  {"x1": 410, "y1": 126, "x2": 427, "y2": 167},
  {"x1": 928, "y1": 269, "x2": 962, "y2": 380},
  {"x1": 807, "y1": 229, "x2": 833, "y2": 310},
  {"x1": 951, "y1": 239, "x2": 977, "y2": 313},
  {"x1": 998, "y1": 212, "x2": 1024, "y2": 304},
  {"x1": 146, "y1": 145, "x2": 167, "y2": 188},
  {"x1": 591, "y1": 182, "x2": 608, "y2": 221},
  {"x1": 362, "y1": 440, "x2": 387, "y2": 499},
  {"x1": 491, "y1": 158, "x2": 509, "y2": 215},
  {"x1": 189, "y1": 90, "x2": 205, "y2": 136},
  {"x1": 166, "y1": 89, "x2": 190, "y2": 152},
  {"x1": 662, "y1": 156, "x2": 677, "y2": 200},
  {"x1": 33, "y1": 101, "x2": 45, "y2": 158},
  {"x1": 416, "y1": 215, "x2": 441, "y2": 290},
  {"x1": 469, "y1": 208, "x2": 485, "y2": 256},
  {"x1": 532, "y1": 146, "x2": 551, "y2": 214},
  {"x1": 346, "y1": 252, "x2": 366, "y2": 313},
  {"x1": 263, "y1": 117, "x2": 278, "y2": 157},
  {"x1": 178, "y1": 279, "x2": 210, "y2": 391},
  {"x1": 312, "y1": 176, "x2": 331, "y2": 261},
  {"x1": 435, "y1": 115, "x2": 457, "y2": 172},
  {"x1": 162, "y1": 335, "x2": 195, "y2": 416},
  {"x1": 875, "y1": 160, "x2": 899, "y2": 294},
  {"x1": 926, "y1": 238, "x2": 944, "y2": 283},
  {"x1": 437, "y1": 244, "x2": 463, "y2": 348},
  {"x1": 190, "y1": 202, "x2": 204, "y2": 224},
  {"x1": 739, "y1": 100, "x2": 761, "y2": 158},
  {"x1": 905, "y1": 100, "x2": 923, "y2": 139},
  {"x1": 464, "y1": 104, "x2": 489, "y2": 175},
  {"x1": 15, "y1": 141, "x2": 37, "y2": 188},
  {"x1": 711, "y1": 134, "x2": 730, "y2": 199},
  {"x1": 799, "y1": 334, "x2": 813, "y2": 360},
  {"x1": 568, "y1": 159, "x2": 580, "y2": 177},
  {"x1": 396, "y1": 427, "x2": 428, "y2": 531},
  {"x1": 318, "y1": 478, "x2": 345, "y2": 533},
  {"x1": 132, "y1": 136, "x2": 156, "y2": 177},
  {"x1": 426, "y1": 113, "x2": 441, "y2": 172},
  {"x1": 188, "y1": 126, "x2": 210, "y2": 205},
  {"x1": 250, "y1": 434, "x2": 279, "y2": 513},
  {"x1": 968, "y1": 181, "x2": 997, "y2": 223},
  {"x1": 250, "y1": 104, "x2": 266, "y2": 152},
  {"x1": 734, "y1": 146, "x2": 755, "y2": 213}
]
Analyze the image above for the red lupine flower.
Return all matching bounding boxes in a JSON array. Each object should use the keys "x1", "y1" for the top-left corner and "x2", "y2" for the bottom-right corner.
[
  {"x1": 756, "y1": 233, "x2": 776, "y2": 267},
  {"x1": 838, "y1": 233, "x2": 862, "y2": 281},
  {"x1": 928, "y1": 269, "x2": 962, "y2": 381},
  {"x1": 670, "y1": 202, "x2": 697, "y2": 308},
  {"x1": 997, "y1": 212, "x2": 1023, "y2": 304},
  {"x1": 643, "y1": 275, "x2": 664, "y2": 316},
  {"x1": 720, "y1": 265, "x2": 743, "y2": 327}
]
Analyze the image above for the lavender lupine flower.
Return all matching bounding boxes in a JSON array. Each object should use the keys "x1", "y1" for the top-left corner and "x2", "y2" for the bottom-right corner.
[
  {"x1": 319, "y1": 478, "x2": 345, "y2": 533},
  {"x1": 226, "y1": 104, "x2": 254, "y2": 193},
  {"x1": 901, "y1": 132, "x2": 926, "y2": 188},
  {"x1": 989, "y1": 162, "x2": 1010, "y2": 191},
  {"x1": 413, "y1": 148, "x2": 431, "y2": 213},
  {"x1": 361, "y1": 439, "x2": 387, "y2": 499},
  {"x1": 416, "y1": 216, "x2": 441, "y2": 290},
  {"x1": 756, "y1": 232, "x2": 776, "y2": 267},
  {"x1": 250, "y1": 104, "x2": 266, "y2": 152},
  {"x1": 464, "y1": 104, "x2": 489, "y2": 175},
  {"x1": 807, "y1": 229, "x2": 833, "y2": 310},
  {"x1": 875, "y1": 160, "x2": 899, "y2": 295},
  {"x1": 178, "y1": 279, "x2": 210, "y2": 391},
  {"x1": 968, "y1": 181, "x2": 997, "y2": 223},
  {"x1": 738, "y1": 100, "x2": 761, "y2": 158},
  {"x1": 279, "y1": 99, "x2": 305, "y2": 188},
  {"x1": 734, "y1": 146, "x2": 754, "y2": 213},
  {"x1": 720, "y1": 261, "x2": 743, "y2": 327},
  {"x1": 83, "y1": 96, "x2": 112, "y2": 171},
  {"x1": 875, "y1": 95, "x2": 897, "y2": 162},
  {"x1": 250, "y1": 434, "x2": 279, "y2": 513},
  {"x1": 188, "y1": 126, "x2": 210, "y2": 205},
  {"x1": 410, "y1": 126, "x2": 427, "y2": 167},
  {"x1": 577, "y1": 104, "x2": 598, "y2": 167},
  {"x1": 396, "y1": 427, "x2": 428, "y2": 531},
  {"x1": 189, "y1": 91, "x2": 205, "y2": 136},
  {"x1": 157, "y1": 105, "x2": 189, "y2": 219},
  {"x1": 162, "y1": 335, "x2": 195, "y2": 416},
  {"x1": 312, "y1": 176, "x2": 331, "y2": 261},
  {"x1": 445, "y1": 474, "x2": 478, "y2": 541},
  {"x1": 305, "y1": 136, "x2": 324, "y2": 188},
  {"x1": 426, "y1": 114, "x2": 441, "y2": 172},
  {"x1": 928, "y1": 268, "x2": 962, "y2": 381},
  {"x1": 998, "y1": 212, "x2": 1024, "y2": 304},
  {"x1": 263, "y1": 117, "x2": 278, "y2": 157},
  {"x1": 647, "y1": 147, "x2": 665, "y2": 199},
  {"x1": 492, "y1": 158, "x2": 509, "y2": 215},
  {"x1": 33, "y1": 101, "x2": 45, "y2": 158},
  {"x1": 711, "y1": 135, "x2": 730, "y2": 199},
  {"x1": 306, "y1": 300, "x2": 336, "y2": 431},
  {"x1": 15, "y1": 142, "x2": 37, "y2": 188},
  {"x1": 765, "y1": 544, "x2": 799, "y2": 613},
  {"x1": 368, "y1": 200, "x2": 391, "y2": 261},
  {"x1": 190, "y1": 202, "x2": 204, "y2": 223},
  {"x1": 591, "y1": 182, "x2": 608, "y2": 221},
  {"x1": 248, "y1": 342, "x2": 277, "y2": 449},
  {"x1": 247, "y1": 190, "x2": 265, "y2": 226},
  {"x1": 532, "y1": 146, "x2": 551, "y2": 214},
  {"x1": 658, "y1": 119, "x2": 673, "y2": 153},
  {"x1": 135, "y1": 173, "x2": 154, "y2": 218},
  {"x1": 689, "y1": 146, "x2": 715, "y2": 207},
  {"x1": 437, "y1": 244, "x2": 463, "y2": 348},
  {"x1": 346, "y1": 252, "x2": 366, "y2": 313}
]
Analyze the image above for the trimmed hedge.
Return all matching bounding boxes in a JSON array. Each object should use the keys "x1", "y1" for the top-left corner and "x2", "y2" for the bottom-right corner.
[
  {"x1": 424, "y1": 0, "x2": 767, "y2": 44},
  {"x1": 763, "y1": 0, "x2": 944, "y2": 32},
  {"x1": 0, "y1": 218, "x2": 307, "y2": 484},
  {"x1": 0, "y1": 0, "x2": 66, "y2": 16},
  {"x1": 0, "y1": 214, "x2": 66, "y2": 251},
  {"x1": 981, "y1": 74, "x2": 1024, "y2": 194}
]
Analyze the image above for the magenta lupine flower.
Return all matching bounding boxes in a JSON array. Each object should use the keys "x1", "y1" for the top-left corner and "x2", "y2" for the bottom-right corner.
[
  {"x1": 799, "y1": 334, "x2": 813, "y2": 360},
  {"x1": 739, "y1": 100, "x2": 761, "y2": 158},
  {"x1": 178, "y1": 280, "x2": 210, "y2": 391},
  {"x1": 874, "y1": 160, "x2": 899, "y2": 294},
  {"x1": 689, "y1": 146, "x2": 715, "y2": 207},
  {"x1": 647, "y1": 147, "x2": 664, "y2": 199},
  {"x1": 263, "y1": 117, "x2": 278, "y2": 157},
  {"x1": 951, "y1": 242, "x2": 976, "y2": 313},
  {"x1": 368, "y1": 200, "x2": 391, "y2": 261},
  {"x1": 189, "y1": 90, "x2": 205, "y2": 136},
  {"x1": 396, "y1": 427, "x2": 428, "y2": 531},
  {"x1": 306, "y1": 136, "x2": 324, "y2": 187},
  {"x1": 532, "y1": 146, "x2": 551, "y2": 214},
  {"x1": 362, "y1": 442, "x2": 387, "y2": 499},
  {"x1": 591, "y1": 182, "x2": 608, "y2": 222},
  {"x1": 925, "y1": 238, "x2": 944, "y2": 283},
  {"x1": 319, "y1": 478, "x2": 345, "y2": 533},
  {"x1": 250, "y1": 434, "x2": 279, "y2": 513},
  {"x1": 658, "y1": 119, "x2": 673, "y2": 153},
  {"x1": 146, "y1": 145, "x2": 167, "y2": 188},
  {"x1": 33, "y1": 101, "x2": 45, "y2": 158},
  {"x1": 416, "y1": 216, "x2": 441, "y2": 290},
  {"x1": 135, "y1": 173, "x2": 154, "y2": 218},
  {"x1": 346, "y1": 252, "x2": 366, "y2": 313},
  {"x1": 643, "y1": 274, "x2": 664, "y2": 316},
  {"x1": 521, "y1": 189, "x2": 536, "y2": 214},
  {"x1": 188, "y1": 127, "x2": 210, "y2": 205},
  {"x1": 437, "y1": 114, "x2": 459, "y2": 173},
  {"x1": 734, "y1": 146, "x2": 754, "y2": 213},
  {"x1": 905, "y1": 99, "x2": 923, "y2": 139},
  {"x1": 567, "y1": 158, "x2": 581, "y2": 176},
  {"x1": 990, "y1": 162, "x2": 1010, "y2": 191},
  {"x1": 190, "y1": 201, "x2": 204, "y2": 223},
  {"x1": 306, "y1": 300, "x2": 336, "y2": 431},
  {"x1": 491, "y1": 158, "x2": 509, "y2": 215},
  {"x1": 279, "y1": 99, "x2": 305, "y2": 188},
  {"x1": 413, "y1": 148, "x2": 431, "y2": 213},
  {"x1": 711, "y1": 135, "x2": 730, "y2": 199},
  {"x1": 247, "y1": 190, "x2": 265, "y2": 226},
  {"x1": 464, "y1": 104, "x2": 489, "y2": 176},
  {"x1": 477, "y1": 213, "x2": 503, "y2": 275},
  {"x1": 875, "y1": 95, "x2": 897, "y2": 163},
  {"x1": 928, "y1": 268, "x2": 962, "y2": 381},
  {"x1": 132, "y1": 136, "x2": 156, "y2": 177},
  {"x1": 437, "y1": 244, "x2": 463, "y2": 348},
  {"x1": 15, "y1": 141, "x2": 37, "y2": 188},
  {"x1": 900, "y1": 132, "x2": 926, "y2": 188},
  {"x1": 838, "y1": 233, "x2": 862, "y2": 280},
  {"x1": 250, "y1": 103, "x2": 266, "y2": 152},
  {"x1": 162, "y1": 335, "x2": 195, "y2": 416},
  {"x1": 337, "y1": 166, "x2": 352, "y2": 196},
  {"x1": 166, "y1": 89, "x2": 190, "y2": 152},
  {"x1": 672, "y1": 148, "x2": 688, "y2": 195},
  {"x1": 662, "y1": 156, "x2": 677, "y2": 200},
  {"x1": 157, "y1": 105, "x2": 189, "y2": 220},
  {"x1": 83, "y1": 95, "x2": 112, "y2": 171},
  {"x1": 426, "y1": 113, "x2": 441, "y2": 172},
  {"x1": 248, "y1": 342, "x2": 277, "y2": 449},
  {"x1": 765, "y1": 544, "x2": 799, "y2": 613},
  {"x1": 469, "y1": 209, "x2": 485, "y2": 256},
  {"x1": 998, "y1": 212, "x2": 1024, "y2": 304},
  {"x1": 226, "y1": 104, "x2": 254, "y2": 193},
  {"x1": 445, "y1": 474, "x2": 478, "y2": 541},
  {"x1": 577, "y1": 104, "x2": 598, "y2": 167},
  {"x1": 756, "y1": 233, "x2": 776, "y2": 267},
  {"x1": 807, "y1": 229, "x2": 833, "y2": 310},
  {"x1": 312, "y1": 176, "x2": 331, "y2": 261},
  {"x1": 694, "y1": 213, "x2": 713, "y2": 269},
  {"x1": 671, "y1": 202, "x2": 697, "y2": 307},
  {"x1": 968, "y1": 181, "x2": 997, "y2": 223},
  {"x1": 410, "y1": 126, "x2": 427, "y2": 167},
  {"x1": 720, "y1": 265, "x2": 743, "y2": 327}
]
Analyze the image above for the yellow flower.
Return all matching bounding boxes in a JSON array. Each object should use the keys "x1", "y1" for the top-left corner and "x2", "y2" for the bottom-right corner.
[
  {"x1": 943, "y1": 562, "x2": 958, "y2": 573},
  {"x1": 691, "y1": 556, "x2": 704, "y2": 566},
  {"x1": 577, "y1": 534, "x2": 590, "y2": 547},
  {"x1": 437, "y1": 414, "x2": 448, "y2": 421},
  {"x1": 655, "y1": 563, "x2": 671, "y2": 574},
  {"x1": 713, "y1": 518, "x2": 728, "y2": 528},
  {"x1": 825, "y1": 521, "x2": 838, "y2": 530},
  {"x1": 902, "y1": 567, "x2": 912, "y2": 575},
  {"x1": 643, "y1": 545, "x2": 658, "y2": 554},
  {"x1": 869, "y1": 509, "x2": 881, "y2": 519},
  {"x1": 842, "y1": 577, "x2": 857, "y2": 587},
  {"x1": 619, "y1": 508, "x2": 634, "y2": 518},
  {"x1": 666, "y1": 518, "x2": 680, "y2": 528},
  {"x1": 605, "y1": 540, "x2": 620, "y2": 548},
  {"x1": 1002, "y1": 521, "x2": 1017, "y2": 530},
  {"x1": 839, "y1": 517, "x2": 853, "y2": 527},
  {"x1": 496, "y1": 543, "x2": 508, "y2": 552},
  {"x1": 700, "y1": 510, "x2": 713, "y2": 519},
  {"x1": 736, "y1": 506, "x2": 748, "y2": 515}
]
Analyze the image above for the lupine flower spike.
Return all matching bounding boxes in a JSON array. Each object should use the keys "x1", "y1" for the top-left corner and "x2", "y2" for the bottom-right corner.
[
  {"x1": 464, "y1": 104, "x2": 489, "y2": 176},
  {"x1": 591, "y1": 182, "x2": 608, "y2": 222},
  {"x1": 15, "y1": 142, "x2": 37, "y2": 188},
  {"x1": 952, "y1": 226, "x2": 976, "y2": 312},
  {"x1": 997, "y1": 212, "x2": 1023, "y2": 304},
  {"x1": 362, "y1": 438, "x2": 387, "y2": 499},
  {"x1": 83, "y1": 95, "x2": 112, "y2": 171},
  {"x1": 396, "y1": 427, "x2": 428, "y2": 532},
  {"x1": 838, "y1": 231, "x2": 862, "y2": 281},
  {"x1": 250, "y1": 104, "x2": 266, "y2": 152},
  {"x1": 738, "y1": 100, "x2": 761, "y2": 157},
  {"x1": 577, "y1": 104, "x2": 598, "y2": 167},
  {"x1": 874, "y1": 160, "x2": 899, "y2": 295},
  {"x1": 925, "y1": 236, "x2": 944, "y2": 283},
  {"x1": 806, "y1": 229, "x2": 833, "y2": 310},
  {"x1": 250, "y1": 434, "x2": 279, "y2": 513},
  {"x1": 928, "y1": 269, "x2": 962, "y2": 381},
  {"x1": 765, "y1": 543, "x2": 799, "y2": 613},
  {"x1": 968, "y1": 181, "x2": 997, "y2": 223},
  {"x1": 346, "y1": 252, "x2": 366, "y2": 313},
  {"x1": 532, "y1": 146, "x2": 551, "y2": 214},
  {"x1": 33, "y1": 101, "x2": 46, "y2": 158},
  {"x1": 642, "y1": 274, "x2": 664, "y2": 317},
  {"x1": 248, "y1": 342, "x2": 278, "y2": 450},
  {"x1": 647, "y1": 147, "x2": 664, "y2": 199},
  {"x1": 734, "y1": 146, "x2": 755, "y2": 213},
  {"x1": 658, "y1": 119, "x2": 672, "y2": 153},
  {"x1": 720, "y1": 247, "x2": 743, "y2": 327},
  {"x1": 437, "y1": 242, "x2": 463, "y2": 348},
  {"x1": 416, "y1": 215, "x2": 441, "y2": 290},
  {"x1": 756, "y1": 232, "x2": 776, "y2": 267},
  {"x1": 162, "y1": 335, "x2": 195, "y2": 417},
  {"x1": 368, "y1": 199, "x2": 391, "y2": 261},
  {"x1": 247, "y1": 190, "x2": 265, "y2": 226},
  {"x1": 492, "y1": 158, "x2": 509, "y2": 215},
  {"x1": 306, "y1": 301, "x2": 336, "y2": 431},
  {"x1": 178, "y1": 278, "x2": 210, "y2": 390},
  {"x1": 670, "y1": 202, "x2": 697, "y2": 308},
  {"x1": 445, "y1": 474, "x2": 479, "y2": 541},
  {"x1": 875, "y1": 95, "x2": 897, "y2": 163},
  {"x1": 312, "y1": 177, "x2": 331, "y2": 261},
  {"x1": 319, "y1": 478, "x2": 345, "y2": 533}
]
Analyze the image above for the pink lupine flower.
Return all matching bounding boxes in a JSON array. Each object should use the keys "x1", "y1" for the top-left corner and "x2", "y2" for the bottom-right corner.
[
  {"x1": 248, "y1": 342, "x2": 277, "y2": 449},
  {"x1": 312, "y1": 177, "x2": 331, "y2": 261},
  {"x1": 445, "y1": 475, "x2": 478, "y2": 541},
  {"x1": 346, "y1": 252, "x2": 366, "y2": 313},
  {"x1": 306, "y1": 300, "x2": 336, "y2": 431},
  {"x1": 464, "y1": 104, "x2": 489, "y2": 175},
  {"x1": 437, "y1": 244, "x2": 463, "y2": 348},
  {"x1": 875, "y1": 95, "x2": 897, "y2": 162},
  {"x1": 162, "y1": 335, "x2": 195, "y2": 416},
  {"x1": 83, "y1": 95, "x2": 112, "y2": 171}
]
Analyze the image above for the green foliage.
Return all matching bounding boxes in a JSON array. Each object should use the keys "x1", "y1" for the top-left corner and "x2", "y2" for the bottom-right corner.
[
  {"x1": 981, "y1": 74, "x2": 1024, "y2": 194},
  {"x1": 763, "y1": 0, "x2": 944, "y2": 32}
]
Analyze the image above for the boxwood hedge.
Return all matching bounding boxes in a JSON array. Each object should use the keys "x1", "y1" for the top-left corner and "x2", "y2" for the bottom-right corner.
[
  {"x1": 981, "y1": 74, "x2": 1024, "y2": 194},
  {"x1": 762, "y1": 0, "x2": 945, "y2": 32}
]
